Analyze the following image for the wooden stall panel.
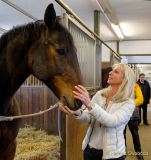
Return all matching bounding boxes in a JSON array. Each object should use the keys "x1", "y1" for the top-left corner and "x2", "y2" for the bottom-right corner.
[
  {"x1": 15, "y1": 86, "x2": 58, "y2": 135},
  {"x1": 66, "y1": 117, "x2": 88, "y2": 160}
]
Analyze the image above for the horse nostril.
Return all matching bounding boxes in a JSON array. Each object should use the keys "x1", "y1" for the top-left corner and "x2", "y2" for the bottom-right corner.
[
  {"x1": 75, "y1": 99, "x2": 82, "y2": 108},
  {"x1": 77, "y1": 99, "x2": 82, "y2": 106},
  {"x1": 62, "y1": 96, "x2": 82, "y2": 110}
]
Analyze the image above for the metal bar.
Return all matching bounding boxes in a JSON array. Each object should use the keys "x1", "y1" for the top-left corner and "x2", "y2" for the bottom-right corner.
[
  {"x1": 1, "y1": 0, "x2": 37, "y2": 21},
  {"x1": 94, "y1": 10, "x2": 100, "y2": 36},
  {"x1": 55, "y1": 0, "x2": 121, "y2": 58}
]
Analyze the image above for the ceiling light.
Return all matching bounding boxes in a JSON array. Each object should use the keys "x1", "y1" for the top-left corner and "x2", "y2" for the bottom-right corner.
[
  {"x1": 96, "y1": 0, "x2": 124, "y2": 40},
  {"x1": 111, "y1": 24, "x2": 124, "y2": 40}
]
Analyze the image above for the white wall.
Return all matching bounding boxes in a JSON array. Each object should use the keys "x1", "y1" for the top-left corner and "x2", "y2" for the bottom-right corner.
[
  {"x1": 119, "y1": 40, "x2": 151, "y2": 55},
  {"x1": 102, "y1": 42, "x2": 117, "y2": 62},
  {"x1": 102, "y1": 44, "x2": 111, "y2": 62},
  {"x1": 127, "y1": 56, "x2": 151, "y2": 64},
  {"x1": 106, "y1": 42, "x2": 117, "y2": 52}
]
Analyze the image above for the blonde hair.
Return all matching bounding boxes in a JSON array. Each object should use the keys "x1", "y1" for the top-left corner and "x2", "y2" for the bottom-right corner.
[{"x1": 101, "y1": 63, "x2": 135, "y2": 102}]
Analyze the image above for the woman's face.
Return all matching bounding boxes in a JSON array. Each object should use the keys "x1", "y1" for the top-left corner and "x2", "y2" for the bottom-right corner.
[{"x1": 107, "y1": 65, "x2": 123, "y2": 86}]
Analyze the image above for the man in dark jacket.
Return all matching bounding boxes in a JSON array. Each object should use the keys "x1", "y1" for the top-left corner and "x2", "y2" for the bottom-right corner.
[{"x1": 137, "y1": 73, "x2": 150, "y2": 125}]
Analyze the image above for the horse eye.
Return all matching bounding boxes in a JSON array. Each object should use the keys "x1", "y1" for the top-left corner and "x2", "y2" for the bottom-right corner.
[{"x1": 56, "y1": 49, "x2": 65, "y2": 55}]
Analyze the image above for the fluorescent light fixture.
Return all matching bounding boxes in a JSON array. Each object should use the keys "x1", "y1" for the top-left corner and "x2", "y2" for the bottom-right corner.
[
  {"x1": 111, "y1": 24, "x2": 124, "y2": 40},
  {"x1": 96, "y1": 0, "x2": 124, "y2": 40}
]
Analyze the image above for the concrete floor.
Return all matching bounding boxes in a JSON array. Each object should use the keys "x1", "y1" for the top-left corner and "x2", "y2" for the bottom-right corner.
[{"x1": 126, "y1": 104, "x2": 151, "y2": 160}]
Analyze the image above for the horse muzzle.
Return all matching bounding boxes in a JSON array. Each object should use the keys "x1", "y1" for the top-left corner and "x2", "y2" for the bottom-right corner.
[{"x1": 62, "y1": 96, "x2": 82, "y2": 111}]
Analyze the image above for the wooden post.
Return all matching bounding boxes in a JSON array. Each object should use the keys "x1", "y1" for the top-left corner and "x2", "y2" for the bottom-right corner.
[{"x1": 60, "y1": 112, "x2": 66, "y2": 160}]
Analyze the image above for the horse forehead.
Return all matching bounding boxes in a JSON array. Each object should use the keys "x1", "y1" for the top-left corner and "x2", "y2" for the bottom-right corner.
[
  {"x1": 46, "y1": 29, "x2": 62, "y2": 38},
  {"x1": 48, "y1": 47, "x2": 57, "y2": 57}
]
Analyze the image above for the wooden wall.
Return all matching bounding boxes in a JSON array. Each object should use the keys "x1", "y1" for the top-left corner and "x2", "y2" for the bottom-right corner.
[
  {"x1": 14, "y1": 86, "x2": 58, "y2": 135},
  {"x1": 14, "y1": 85, "x2": 95, "y2": 160},
  {"x1": 66, "y1": 89, "x2": 95, "y2": 160},
  {"x1": 66, "y1": 117, "x2": 88, "y2": 160}
]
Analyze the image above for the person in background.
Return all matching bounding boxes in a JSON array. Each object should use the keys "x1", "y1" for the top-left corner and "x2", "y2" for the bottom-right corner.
[
  {"x1": 124, "y1": 83, "x2": 144, "y2": 160},
  {"x1": 137, "y1": 73, "x2": 150, "y2": 125},
  {"x1": 59, "y1": 63, "x2": 135, "y2": 160}
]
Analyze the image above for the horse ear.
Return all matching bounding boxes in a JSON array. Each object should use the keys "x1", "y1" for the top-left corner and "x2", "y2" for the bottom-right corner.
[{"x1": 44, "y1": 3, "x2": 56, "y2": 29}]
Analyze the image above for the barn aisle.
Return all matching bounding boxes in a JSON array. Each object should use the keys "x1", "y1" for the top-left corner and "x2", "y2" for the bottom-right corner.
[{"x1": 126, "y1": 103, "x2": 151, "y2": 160}]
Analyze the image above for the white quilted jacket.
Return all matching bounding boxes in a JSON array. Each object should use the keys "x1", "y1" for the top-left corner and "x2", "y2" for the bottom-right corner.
[{"x1": 76, "y1": 91, "x2": 135, "y2": 159}]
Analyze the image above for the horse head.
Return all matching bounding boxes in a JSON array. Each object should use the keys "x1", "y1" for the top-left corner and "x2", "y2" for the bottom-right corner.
[{"x1": 28, "y1": 4, "x2": 82, "y2": 110}]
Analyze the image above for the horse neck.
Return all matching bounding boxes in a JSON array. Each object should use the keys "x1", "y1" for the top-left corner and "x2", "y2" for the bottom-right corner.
[
  {"x1": 0, "y1": 34, "x2": 34, "y2": 114},
  {"x1": 0, "y1": 60, "x2": 29, "y2": 115}
]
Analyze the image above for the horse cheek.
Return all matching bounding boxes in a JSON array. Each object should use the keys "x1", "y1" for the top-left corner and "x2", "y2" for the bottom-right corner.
[{"x1": 28, "y1": 45, "x2": 50, "y2": 79}]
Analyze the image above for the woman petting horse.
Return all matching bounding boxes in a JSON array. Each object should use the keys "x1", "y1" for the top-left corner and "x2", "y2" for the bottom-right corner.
[
  {"x1": 60, "y1": 63, "x2": 135, "y2": 160},
  {"x1": 0, "y1": 3, "x2": 82, "y2": 160}
]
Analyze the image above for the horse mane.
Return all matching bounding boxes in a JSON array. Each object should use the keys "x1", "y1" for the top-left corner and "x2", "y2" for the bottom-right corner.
[
  {"x1": 0, "y1": 19, "x2": 75, "y2": 55},
  {"x1": 0, "y1": 21, "x2": 45, "y2": 54}
]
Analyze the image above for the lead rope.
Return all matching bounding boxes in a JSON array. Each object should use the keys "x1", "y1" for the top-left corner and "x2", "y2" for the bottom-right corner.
[
  {"x1": 0, "y1": 101, "x2": 63, "y2": 142},
  {"x1": 0, "y1": 102, "x2": 59, "y2": 121}
]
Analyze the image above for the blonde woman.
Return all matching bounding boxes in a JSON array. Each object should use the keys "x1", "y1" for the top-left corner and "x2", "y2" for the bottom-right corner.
[{"x1": 60, "y1": 63, "x2": 135, "y2": 160}]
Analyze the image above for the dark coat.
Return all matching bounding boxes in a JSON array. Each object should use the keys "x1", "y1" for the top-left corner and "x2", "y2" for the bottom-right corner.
[{"x1": 137, "y1": 79, "x2": 150, "y2": 104}]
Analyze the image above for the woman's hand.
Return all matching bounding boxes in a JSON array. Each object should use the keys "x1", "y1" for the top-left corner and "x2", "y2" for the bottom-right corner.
[
  {"x1": 73, "y1": 85, "x2": 91, "y2": 109},
  {"x1": 59, "y1": 85, "x2": 92, "y2": 115},
  {"x1": 59, "y1": 102, "x2": 80, "y2": 116}
]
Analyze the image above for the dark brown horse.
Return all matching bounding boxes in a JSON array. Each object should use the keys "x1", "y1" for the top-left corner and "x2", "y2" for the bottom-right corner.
[
  {"x1": 0, "y1": 3, "x2": 82, "y2": 160},
  {"x1": 102, "y1": 67, "x2": 112, "y2": 88}
]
